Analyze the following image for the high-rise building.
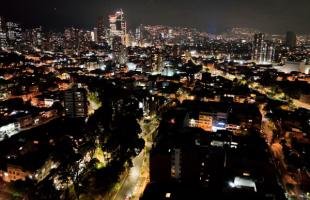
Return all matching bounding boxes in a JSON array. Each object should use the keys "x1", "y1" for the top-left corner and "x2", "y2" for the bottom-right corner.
[
  {"x1": 116, "y1": 44, "x2": 128, "y2": 65},
  {"x1": 64, "y1": 27, "x2": 79, "y2": 49},
  {"x1": 252, "y1": 33, "x2": 265, "y2": 63},
  {"x1": 6, "y1": 21, "x2": 22, "y2": 48},
  {"x1": 109, "y1": 9, "x2": 127, "y2": 45},
  {"x1": 152, "y1": 51, "x2": 165, "y2": 72},
  {"x1": 266, "y1": 44, "x2": 275, "y2": 63},
  {"x1": 150, "y1": 128, "x2": 234, "y2": 184},
  {"x1": 77, "y1": 30, "x2": 92, "y2": 50},
  {"x1": 24, "y1": 27, "x2": 43, "y2": 48},
  {"x1": 64, "y1": 88, "x2": 88, "y2": 118},
  {"x1": 135, "y1": 24, "x2": 144, "y2": 46},
  {"x1": 0, "y1": 17, "x2": 7, "y2": 48},
  {"x1": 111, "y1": 35, "x2": 128, "y2": 65},
  {"x1": 157, "y1": 52, "x2": 164, "y2": 72},
  {"x1": 92, "y1": 28, "x2": 98, "y2": 43},
  {"x1": 172, "y1": 45, "x2": 181, "y2": 57},
  {"x1": 286, "y1": 31, "x2": 296, "y2": 49},
  {"x1": 47, "y1": 32, "x2": 64, "y2": 51},
  {"x1": 96, "y1": 16, "x2": 105, "y2": 44},
  {"x1": 252, "y1": 33, "x2": 274, "y2": 64}
]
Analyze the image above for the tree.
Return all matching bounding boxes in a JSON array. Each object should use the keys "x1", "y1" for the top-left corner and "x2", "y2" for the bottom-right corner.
[
  {"x1": 52, "y1": 102, "x2": 64, "y2": 114},
  {"x1": 10, "y1": 178, "x2": 34, "y2": 198},
  {"x1": 54, "y1": 136, "x2": 83, "y2": 200},
  {"x1": 28, "y1": 179, "x2": 61, "y2": 200}
]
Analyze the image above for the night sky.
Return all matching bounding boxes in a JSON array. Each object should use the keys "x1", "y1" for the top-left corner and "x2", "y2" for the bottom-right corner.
[{"x1": 1, "y1": 0, "x2": 310, "y2": 33}]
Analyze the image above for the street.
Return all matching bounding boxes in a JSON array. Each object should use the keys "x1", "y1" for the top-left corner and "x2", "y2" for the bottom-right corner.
[
  {"x1": 209, "y1": 64, "x2": 308, "y2": 199},
  {"x1": 111, "y1": 116, "x2": 157, "y2": 200},
  {"x1": 112, "y1": 149, "x2": 145, "y2": 200}
]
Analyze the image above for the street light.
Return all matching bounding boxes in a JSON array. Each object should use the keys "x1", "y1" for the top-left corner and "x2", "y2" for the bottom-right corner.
[
  {"x1": 228, "y1": 181, "x2": 235, "y2": 188},
  {"x1": 165, "y1": 193, "x2": 171, "y2": 198}
]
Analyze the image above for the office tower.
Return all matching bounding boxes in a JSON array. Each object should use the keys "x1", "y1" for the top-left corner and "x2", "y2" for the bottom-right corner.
[
  {"x1": 109, "y1": 9, "x2": 127, "y2": 45},
  {"x1": 92, "y1": 28, "x2": 98, "y2": 43},
  {"x1": 172, "y1": 45, "x2": 181, "y2": 57},
  {"x1": 168, "y1": 29, "x2": 173, "y2": 39},
  {"x1": 157, "y1": 52, "x2": 164, "y2": 72},
  {"x1": 77, "y1": 30, "x2": 92, "y2": 50},
  {"x1": 64, "y1": 27, "x2": 79, "y2": 49},
  {"x1": 96, "y1": 16, "x2": 105, "y2": 44},
  {"x1": 111, "y1": 35, "x2": 127, "y2": 65},
  {"x1": 0, "y1": 17, "x2": 7, "y2": 48},
  {"x1": 286, "y1": 31, "x2": 296, "y2": 48},
  {"x1": 152, "y1": 51, "x2": 164, "y2": 72},
  {"x1": 48, "y1": 32, "x2": 64, "y2": 51},
  {"x1": 150, "y1": 128, "x2": 233, "y2": 184},
  {"x1": 6, "y1": 21, "x2": 22, "y2": 48},
  {"x1": 252, "y1": 33, "x2": 265, "y2": 63},
  {"x1": 111, "y1": 36, "x2": 123, "y2": 51},
  {"x1": 252, "y1": 33, "x2": 274, "y2": 64},
  {"x1": 25, "y1": 27, "x2": 43, "y2": 48},
  {"x1": 266, "y1": 44, "x2": 275, "y2": 63},
  {"x1": 64, "y1": 88, "x2": 88, "y2": 118},
  {"x1": 117, "y1": 45, "x2": 128, "y2": 65},
  {"x1": 135, "y1": 27, "x2": 141, "y2": 42},
  {"x1": 135, "y1": 24, "x2": 144, "y2": 46}
]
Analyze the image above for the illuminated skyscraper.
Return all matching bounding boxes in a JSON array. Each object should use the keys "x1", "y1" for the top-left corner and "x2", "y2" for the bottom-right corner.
[
  {"x1": 109, "y1": 9, "x2": 127, "y2": 45},
  {"x1": 286, "y1": 31, "x2": 296, "y2": 49},
  {"x1": 0, "y1": 17, "x2": 7, "y2": 48},
  {"x1": 172, "y1": 45, "x2": 181, "y2": 57},
  {"x1": 152, "y1": 51, "x2": 164, "y2": 72},
  {"x1": 24, "y1": 27, "x2": 43, "y2": 48},
  {"x1": 91, "y1": 28, "x2": 97, "y2": 43},
  {"x1": 252, "y1": 33, "x2": 265, "y2": 63},
  {"x1": 111, "y1": 36, "x2": 128, "y2": 65},
  {"x1": 135, "y1": 24, "x2": 144, "y2": 46},
  {"x1": 6, "y1": 21, "x2": 22, "y2": 48},
  {"x1": 116, "y1": 44, "x2": 128, "y2": 65},
  {"x1": 252, "y1": 33, "x2": 274, "y2": 64},
  {"x1": 266, "y1": 44, "x2": 275, "y2": 63},
  {"x1": 96, "y1": 16, "x2": 105, "y2": 44},
  {"x1": 64, "y1": 27, "x2": 79, "y2": 49}
]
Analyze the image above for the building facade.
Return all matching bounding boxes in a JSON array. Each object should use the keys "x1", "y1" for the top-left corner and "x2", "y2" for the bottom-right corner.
[
  {"x1": 64, "y1": 88, "x2": 88, "y2": 118},
  {"x1": 252, "y1": 33, "x2": 274, "y2": 64},
  {"x1": 109, "y1": 9, "x2": 127, "y2": 45}
]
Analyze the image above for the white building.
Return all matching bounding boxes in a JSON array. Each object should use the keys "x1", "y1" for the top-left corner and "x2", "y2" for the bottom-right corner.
[
  {"x1": 0, "y1": 122, "x2": 20, "y2": 141},
  {"x1": 273, "y1": 61, "x2": 310, "y2": 74}
]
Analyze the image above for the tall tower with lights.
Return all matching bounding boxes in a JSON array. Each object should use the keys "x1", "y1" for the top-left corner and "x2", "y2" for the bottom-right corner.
[
  {"x1": 252, "y1": 33, "x2": 265, "y2": 63},
  {"x1": 252, "y1": 33, "x2": 274, "y2": 64},
  {"x1": 0, "y1": 17, "x2": 7, "y2": 48},
  {"x1": 96, "y1": 16, "x2": 105, "y2": 44},
  {"x1": 6, "y1": 21, "x2": 22, "y2": 48},
  {"x1": 286, "y1": 31, "x2": 296, "y2": 49},
  {"x1": 109, "y1": 9, "x2": 127, "y2": 45}
]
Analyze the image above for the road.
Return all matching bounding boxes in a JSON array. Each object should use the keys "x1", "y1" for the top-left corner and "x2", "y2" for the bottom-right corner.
[
  {"x1": 113, "y1": 151, "x2": 145, "y2": 200},
  {"x1": 112, "y1": 117, "x2": 157, "y2": 200},
  {"x1": 0, "y1": 115, "x2": 60, "y2": 142},
  {"x1": 259, "y1": 104, "x2": 304, "y2": 199},
  {"x1": 293, "y1": 99, "x2": 310, "y2": 110},
  {"x1": 20, "y1": 115, "x2": 60, "y2": 132}
]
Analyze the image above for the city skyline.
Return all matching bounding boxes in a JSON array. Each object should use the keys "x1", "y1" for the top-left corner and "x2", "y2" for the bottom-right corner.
[
  {"x1": 0, "y1": 2, "x2": 310, "y2": 200},
  {"x1": 1, "y1": 0, "x2": 310, "y2": 33}
]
